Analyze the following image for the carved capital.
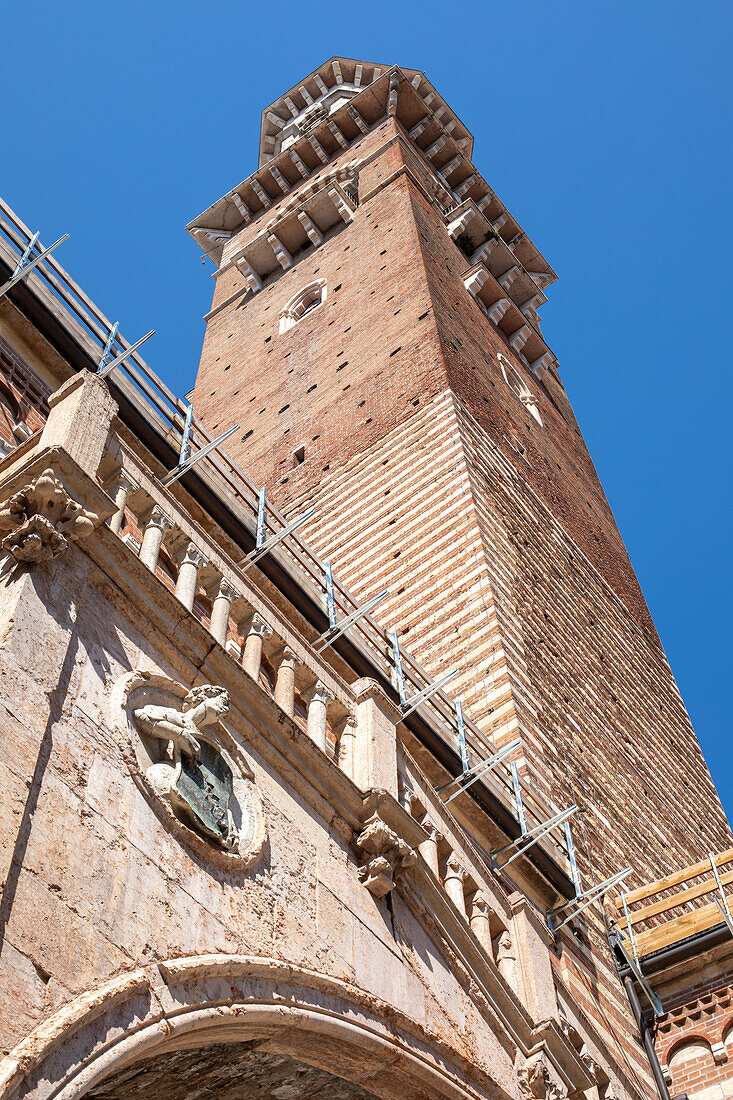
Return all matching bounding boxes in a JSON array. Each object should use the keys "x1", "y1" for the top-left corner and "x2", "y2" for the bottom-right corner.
[
  {"x1": 305, "y1": 680, "x2": 333, "y2": 707},
  {"x1": 354, "y1": 811, "x2": 417, "y2": 898},
  {"x1": 248, "y1": 613, "x2": 273, "y2": 640},
  {"x1": 147, "y1": 505, "x2": 174, "y2": 532},
  {"x1": 215, "y1": 576, "x2": 238, "y2": 603},
  {"x1": 445, "y1": 853, "x2": 465, "y2": 882},
  {"x1": 180, "y1": 542, "x2": 208, "y2": 570},
  {"x1": 0, "y1": 467, "x2": 99, "y2": 564}
]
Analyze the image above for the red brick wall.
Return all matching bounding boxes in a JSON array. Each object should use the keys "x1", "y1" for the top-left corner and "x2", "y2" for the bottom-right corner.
[{"x1": 656, "y1": 974, "x2": 733, "y2": 1098}]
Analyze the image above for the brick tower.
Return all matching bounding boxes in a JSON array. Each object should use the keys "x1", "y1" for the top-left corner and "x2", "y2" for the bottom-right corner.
[{"x1": 189, "y1": 56, "x2": 731, "y2": 1083}]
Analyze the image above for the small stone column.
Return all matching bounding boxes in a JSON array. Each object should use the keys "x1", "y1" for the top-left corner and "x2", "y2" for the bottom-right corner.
[
  {"x1": 419, "y1": 817, "x2": 441, "y2": 878},
  {"x1": 305, "y1": 680, "x2": 333, "y2": 752},
  {"x1": 470, "y1": 894, "x2": 494, "y2": 959},
  {"x1": 274, "y1": 646, "x2": 297, "y2": 717},
  {"x1": 338, "y1": 714, "x2": 357, "y2": 779},
  {"x1": 106, "y1": 471, "x2": 137, "y2": 536},
  {"x1": 242, "y1": 614, "x2": 272, "y2": 680},
  {"x1": 210, "y1": 577, "x2": 237, "y2": 646},
  {"x1": 139, "y1": 506, "x2": 172, "y2": 571},
  {"x1": 496, "y1": 931, "x2": 518, "y2": 992},
  {"x1": 175, "y1": 543, "x2": 207, "y2": 612},
  {"x1": 444, "y1": 854, "x2": 467, "y2": 917}
]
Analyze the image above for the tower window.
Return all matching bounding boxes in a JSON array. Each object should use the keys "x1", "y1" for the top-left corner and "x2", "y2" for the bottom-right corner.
[
  {"x1": 293, "y1": 446, "x2": 306, "y2": 466},
  {"x1": 279, "y1": 279, "x2": 327, "y2": 333},
  {"x1": 497, "y1": 353, "x2": 542, "y2": 426}
]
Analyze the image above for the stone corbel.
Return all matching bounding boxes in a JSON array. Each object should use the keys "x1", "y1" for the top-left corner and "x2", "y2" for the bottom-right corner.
[
  {"x1": 0, "y1": 447, "x2": 114, "y2": 565},
  {"x1": 353, "y1": 791, "x2": 422, "y2": 898},
  {"x1": 518, "y1": 1054, "x2": 567, "y2": 1100}
]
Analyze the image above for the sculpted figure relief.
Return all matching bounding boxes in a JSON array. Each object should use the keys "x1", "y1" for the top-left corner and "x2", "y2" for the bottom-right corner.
[
  {"x1": 0, "y1": 467, "x2": 98, "y2": 563},
  {"x1": 133, "y1": 685, "x2": 239, "y2": 850}
]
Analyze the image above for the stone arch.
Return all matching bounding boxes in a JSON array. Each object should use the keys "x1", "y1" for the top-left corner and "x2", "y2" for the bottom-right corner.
[
  {"x1": 666, "y1": 1035, "x2": 714, "y2": 1072},
  {"x1": 0, "y1": 955, "x2": 499, "y2": 1100}
]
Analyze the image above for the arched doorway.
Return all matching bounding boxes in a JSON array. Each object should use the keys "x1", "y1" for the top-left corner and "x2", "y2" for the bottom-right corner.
[
  {"x1": 85, "y1": 1042, "x2": 380, "y2": 1100},
  {"x1": 0, "y1": 955, "x2": 497, "y2": 1100}
]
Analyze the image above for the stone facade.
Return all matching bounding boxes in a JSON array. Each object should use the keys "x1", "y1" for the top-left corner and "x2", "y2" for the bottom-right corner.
[{"x1": 0, "y1": 56, "x2": 729, "y2": 1100}]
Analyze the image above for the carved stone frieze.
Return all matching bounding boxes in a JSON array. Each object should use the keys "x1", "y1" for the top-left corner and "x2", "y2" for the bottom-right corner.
[
  {"x1": 354, "y1": 811, "x2": 417, "y2": 897},
  {"x1": 0, "y1": 467, "x2": 98, "y2": 563}
]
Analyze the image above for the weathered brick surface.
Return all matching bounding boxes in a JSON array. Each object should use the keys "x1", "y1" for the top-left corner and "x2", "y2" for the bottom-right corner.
[{"x1": 190, "y1": 112, "x2": 732, "y2": 1092}]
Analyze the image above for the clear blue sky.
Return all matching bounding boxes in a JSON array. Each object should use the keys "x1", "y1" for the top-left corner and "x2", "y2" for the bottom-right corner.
[{"x1": 4, "y1": 2, "x2": 731, "y2": 821}]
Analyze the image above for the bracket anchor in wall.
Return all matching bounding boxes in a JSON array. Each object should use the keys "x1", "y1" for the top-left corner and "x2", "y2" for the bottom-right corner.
[
  {"x1": 0, "y1": 232, "x2": 69, "y2": 300},
  {"x1": 238, "y1": 487, "x2": 314, "y2": 570},
  {"x1": 437, "y1": 737, "x2": 522, "y2": 805},
  {"x1": 314, "y1": 562, "x2": 389, "y2": 651}
]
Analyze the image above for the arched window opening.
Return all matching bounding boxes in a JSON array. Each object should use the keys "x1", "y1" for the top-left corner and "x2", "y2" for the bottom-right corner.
[
  {"x1": 279, "y1": 280, "x2": 327, "y2": 334},
  {"x1": 497, "y1": 353, "x2": 542, "y2": 426}
]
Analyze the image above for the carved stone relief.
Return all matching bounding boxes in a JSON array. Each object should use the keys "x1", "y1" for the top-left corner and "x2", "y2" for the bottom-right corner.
[
  {"x1": 354, "y1": 811, "x2": 417, "y2": 897},
  {"x1": 518, "y1": 1056, "x2": 567, "y2": 1100},
  {"x1": 0, "y1": 467, "x2": 98, "y2": 563},
  {"x1": 114, "y1": 672, "x2": 266, "y2": 869}
]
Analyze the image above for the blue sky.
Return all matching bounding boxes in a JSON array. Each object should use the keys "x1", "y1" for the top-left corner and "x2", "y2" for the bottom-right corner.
[{"x1": 3, "y1": 2, "x2": 731, "y2": 821}]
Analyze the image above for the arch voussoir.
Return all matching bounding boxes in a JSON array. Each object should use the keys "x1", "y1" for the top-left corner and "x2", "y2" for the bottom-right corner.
[{"x1": 0, "y1": 955, "x2": 504, "y2": 1100}]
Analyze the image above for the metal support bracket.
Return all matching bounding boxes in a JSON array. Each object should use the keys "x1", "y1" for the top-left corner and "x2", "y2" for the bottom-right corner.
[
  {"x1": 98, "y1": 330, "x2": 156, "y2": 378},
  {"x1": 161, "y1": 423, "x2": 239, "y2": 485},
  {"x1": 98, "y1": 322, "x2": 120, "y2": 373},
  {"x1": 390, "y1": 630, "x2": 457, "y2": 717},
  {"x1": 609, "y1": 927, "x2": 664, "y2": 1016},
  {"x1": 238, "y1": 487, "x2": 314, "y2": 570},
  {"x1": 547, "y1": 866, "x2": 632, "y2": 932},
  {"x1": 437, "y1": 738, "x2": 522, "y2": 805},
  {"x1": 0, "y1": 233, "x2": 69, "y2": 299},
  {"x1": 314, "y1": 586, "x2": 390, "y2": 651},
  {"x1": 492, "y1": 804, "x2": 578, "y2": 869},
  {"x1": 456, "y1": 700, "x2": 469, "y2": 774},
  {"x1": 710, "y1": 852, "x2": 733, "y2": 938},
  {"x1": 177, "y1": 402, "x2": 194, "y2": 467}
]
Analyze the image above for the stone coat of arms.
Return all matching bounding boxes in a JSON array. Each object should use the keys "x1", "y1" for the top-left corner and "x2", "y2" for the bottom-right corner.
[{"x1": 115, "y1": 672, "x2": 265, "y2": 869}]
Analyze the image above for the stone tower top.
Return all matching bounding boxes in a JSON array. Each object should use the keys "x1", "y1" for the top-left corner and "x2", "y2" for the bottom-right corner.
[
  {"x1": 257, "y1": 57, "x2": 474, "y2": 167},
  {"x1": 186, "y1": 59, "x2": 555, "y2": 300}
]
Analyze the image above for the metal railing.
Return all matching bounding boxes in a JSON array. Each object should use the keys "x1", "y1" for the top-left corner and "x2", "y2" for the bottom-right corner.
[{"x1": 0, "y1": 196, "x2": 572, "y2": 878}]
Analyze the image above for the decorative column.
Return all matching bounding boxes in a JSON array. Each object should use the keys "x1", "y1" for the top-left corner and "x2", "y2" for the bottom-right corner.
[
  {"x1": 274, "y1": 646, "x2": 297, "y2": 716},
  {"x1": 338, "y1": 714, "x2": 357, "y2": 779},
  {"x1": 470, "y1": 894, "x2": 494, "y2": 959},
  {"x1": 106, "y1": 471, "x2": 137, "y2": 535},
  {"x1": 242, "y1": 614, "x2": 272, "y2": 680},
  {"x1": 174, "y1": 543, "x2": 207, "y2": 612},
  {"x1": 444, "y1": 854, "x2": 467, "y2": 918},
  {"x1": 496, "y1": 931, "x2": 518, "y2": 992},
  {"x1": 305, "y1": 680, "x2": 333, "y2": 752},
  {"x1": 139, "y1": 506, "x2": 172, "y2": 571},
  {"x1": 209, "y1": 577, "x2": 237, "y2": 647},
  {"x1": 419, "y1": 816, "x2": 441, "y2": 878}
]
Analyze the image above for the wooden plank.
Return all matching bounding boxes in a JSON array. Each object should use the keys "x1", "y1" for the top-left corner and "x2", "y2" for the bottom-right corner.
[
  {"x1": 636, "y1": 899, "x2": 727, "y2": 957},
  {"x1": 615, "y1": 847, "x2": 733, "y2": 908},
  {"x1": 623, "y1": 867, "x2": 733, "y2": 928}
]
